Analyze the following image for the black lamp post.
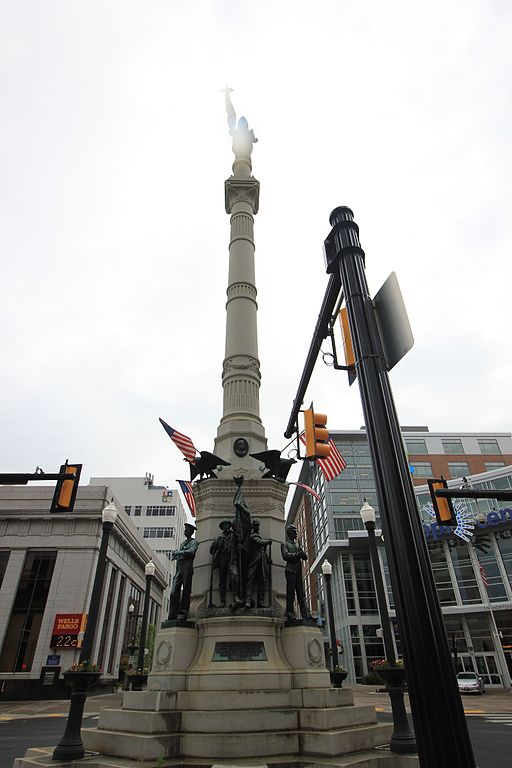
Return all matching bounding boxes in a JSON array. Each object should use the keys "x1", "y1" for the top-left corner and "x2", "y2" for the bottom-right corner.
[
  {"x1": 325, "y1": 207, "x2": 475, "y2": 767},
  {"x1": 360, "y1": 500, "x2": 416, "y2": 754},
  {"x1": 53, "y1": 500, "x2": 118, "y2": 761},
  {"x1": 130, "y1": 560, "x2": 156, "y2": 690},
  {"x1": 126, "y1": 601, "x2": 139, "y2": 656},
  {"x1": 321, "y1": 559, "x2": 338, "y2": 670}
]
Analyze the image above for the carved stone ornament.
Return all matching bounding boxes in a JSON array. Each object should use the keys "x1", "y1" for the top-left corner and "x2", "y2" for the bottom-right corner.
[
  {"x1": 306, "y1": 637, "x2": 323, "y2": 667},
  {"x1": 155, "y1": 640, "x2": 172, "y2": 670}
]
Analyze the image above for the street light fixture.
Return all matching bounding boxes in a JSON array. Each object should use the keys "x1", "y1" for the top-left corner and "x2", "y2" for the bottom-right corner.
[
  {"x1": 53, "y1": 500, "x2": 118, "y2": 761},
  {"x1": 131, "y1": 560, "x2": 156, "y2": 690},
  {"x1": 321, "y1": 559, "x2": 338, "y2": 672},
  {"x1": 359, "y1": 499, "x2": 416, "y2": 754}
]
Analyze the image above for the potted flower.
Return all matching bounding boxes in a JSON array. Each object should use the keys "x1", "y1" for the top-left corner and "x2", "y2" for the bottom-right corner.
[
  {"x1": 371, "y1": 658, "x2": 406, "y2": 688},
  {"x1": 128, "y1": 666, "x2": 149, "y2": 691},
  {"x1": 329, "y1": 665, "x2": 348, "y2": 688},
  {"x1": 63, "y1": 661, "x2": 102, "y2": 691}
]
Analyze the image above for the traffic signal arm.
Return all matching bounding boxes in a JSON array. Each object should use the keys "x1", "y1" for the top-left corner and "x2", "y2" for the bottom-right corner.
[{"x1": 435, "y1": 488, "x2": 512, "y2": 502}]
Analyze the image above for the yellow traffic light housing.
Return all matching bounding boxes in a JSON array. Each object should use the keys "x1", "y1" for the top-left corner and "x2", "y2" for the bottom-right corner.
[
  {"x1": 303, "y1": 407, "x2": 330, "y2": 460},
  {"x1": 50, "y1": 461, "x2": 82, "y2": 513},
  {"x1": 428, "y1": 478, "x2": 456, "y2": 526}
]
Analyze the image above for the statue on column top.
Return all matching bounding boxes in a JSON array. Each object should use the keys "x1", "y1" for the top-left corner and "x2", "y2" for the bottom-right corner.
[{"x1": 222, "y1": 86, "x2": 258, "y2": 161}]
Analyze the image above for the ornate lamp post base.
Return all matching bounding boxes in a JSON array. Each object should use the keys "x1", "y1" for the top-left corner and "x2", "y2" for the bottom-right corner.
[
  {"x1": 376, "y1": 666, "x2": 416, "y2": 754},
  {"x1": 52, "y1": 672, "x2": 101, "y2": 761}
]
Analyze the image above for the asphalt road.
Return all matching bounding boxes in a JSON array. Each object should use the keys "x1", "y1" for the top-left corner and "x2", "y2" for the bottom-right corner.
[
  {"x1": 1, "y1": 712, "x2": 511, "y2": 768},
  {"x1": 377, "y1": 711, "x2": 512, "y2": 768},
  {"x1": 0, "y1": 715, "x2": 98, "y2": 768}
]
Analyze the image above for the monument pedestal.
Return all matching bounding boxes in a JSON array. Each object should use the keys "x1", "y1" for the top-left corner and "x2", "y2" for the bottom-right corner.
[{"x1": 78, "y1": 614, "x2": 399, "y2": 765}]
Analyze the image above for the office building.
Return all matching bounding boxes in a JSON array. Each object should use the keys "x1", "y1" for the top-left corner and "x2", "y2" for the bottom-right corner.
[
  {"x1": 287, "y1": 426, "x2": 512, "y2": 687},
  {"x1": 89, "y1": 475, "x2": 187, "y2": 616},
  {"x1": 0, "y1": 484, "x2": 166, "y2": 700}
]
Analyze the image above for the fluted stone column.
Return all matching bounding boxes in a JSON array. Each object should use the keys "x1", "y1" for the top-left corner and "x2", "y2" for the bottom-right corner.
[{"x1": 214, "y1": 113, "x2": 267, "y2": 471}]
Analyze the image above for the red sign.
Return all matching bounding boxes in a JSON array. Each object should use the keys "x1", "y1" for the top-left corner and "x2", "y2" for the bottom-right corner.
[{"x1": 52, "y1": 613, "x2": 87, "y2": 635}]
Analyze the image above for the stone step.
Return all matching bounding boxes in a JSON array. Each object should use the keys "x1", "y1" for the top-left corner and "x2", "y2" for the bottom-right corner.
[
  {"x1": 99, "y1": 707, "x2": 180, "y2": 733},
  {"x1": 121, "y1": 686, "x2": 355, "y2": 712},
  {"x1": 83, "y1": 721, "x2": 392, "y2": 761},
  {"x1": 98, "y1": 701, "x2": 375, "y2": 736},
  {"x1": 82, "y1": 727, "x2": 179, "y2": 761},
  {"x1": 13, "y1": 744, "x2": 411, "y2": 768},
  {"x1": 302, "y1": 722, "x2": 394, "y2": 757}
]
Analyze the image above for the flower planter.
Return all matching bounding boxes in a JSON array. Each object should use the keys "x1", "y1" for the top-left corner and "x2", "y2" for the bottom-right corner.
[
  {"x1": 128, "y1": 672, "x2": 148, "y2": 691},
  {"x1": 63, "y1": 670, "x2": 102, "y2": 693},
  {"x1": 375, "y1": 665, "x2": 407, "y2": 689},
  {"x1": 329, "y1": 670, "x2": 348, "y2": 688}
]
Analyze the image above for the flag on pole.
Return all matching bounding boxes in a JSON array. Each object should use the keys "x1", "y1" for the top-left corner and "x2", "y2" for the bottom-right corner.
[
  {"x1": 159, "y1": 418, "x2": 197, "y2": 463},
  {"x1": 288, "y1": 481, "x2": 322, "y2": 502},
  {"x1": 299, "y1": 433, "x2": 347, "y2": 481},
  {"x1": 479, "y1": 562, "x2": 489, "y2": 588},
  {"x1": 177, "y1": 479, "x2": 196, "y2": 518}
]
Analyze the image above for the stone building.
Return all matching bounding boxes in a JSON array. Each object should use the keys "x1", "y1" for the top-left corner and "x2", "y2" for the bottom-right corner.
[{"x1": 0, "y1": 484, "x2": 167, "y2": 700}]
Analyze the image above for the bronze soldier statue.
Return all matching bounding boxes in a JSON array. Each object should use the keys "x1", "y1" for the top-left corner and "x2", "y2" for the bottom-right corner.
[
  {"x1": 245, "y1": 518, "x2": 271, "y2": 609},
  {"x1": 168, "y1": 522, "x2": 198, "y2": 621},
  {"x1": 281, "y1": 524, "x2": 311, "y2": 620},
  {"x1": 210, "y1": 519, "x2": 236, "y2": 608}
]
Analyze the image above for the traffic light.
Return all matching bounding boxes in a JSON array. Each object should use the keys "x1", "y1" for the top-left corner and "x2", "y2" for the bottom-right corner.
[
  {"x1": 50, "y1": 461, "x2": 82, "y2": 513},
  {"x1": 339, "y1": 307, "x2": 357, "y2": 385},
  {"x1": 428, "y1": 477, "x2": 456, "y2": 526},
  {"x1": 303, "y1": 407, "x2": 330, "y2": 460}
]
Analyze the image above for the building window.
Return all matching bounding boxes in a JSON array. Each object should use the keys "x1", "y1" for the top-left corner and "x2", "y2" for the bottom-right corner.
[
  {"x1": 449, "y1": 543, "x2": 481, "y2": 605},
  {"x1": 447, "y1": 462, "x2": 470, "y2": 479},
  {"x1": 0, "y1": 551, "x2": 10, "y2": 590},
  {"x1": 108, "y1": 575, "x2": 125, "y2": 674},
  {"x1": 353, "y1": 554, "x2": 378, "y2": 614},
  {"x1": 0, "y1": 550, "x2": 57, "y2": 672},
  {"x1": 155, "y1": 549, "x2": 175, "y2": 561},
  {"x1": 124, "y1": 506, "x2": 131, "y2": 515},
  {"x1": 485, "y1": 462, "x2": 505, "y2": 472},
  {"x1": 134, "y1": 506, "x2": 142, "y2": 516},
  {"x1": 410, "y1": 461, "x2": 433, "y2": 478},
  {"x1": 97, "y1": 568, "x2": 118, "y2": 670},
  {"x1": 442, "y1": 440, "x2": 464, "y2": 454},
  {"x1": 405, "y1": 439, "x2": 428, "y2": 454},
  {"x1": 478, "y1": 440, "x2": 501, "y2": 455},
  {"x1": 428, "y1": 545, "x2": 456, "y2": 605},
  {"x1": 146, "y1": 506, "x2": 176, "y2": 517},
  {"x1": 143, "y1": 527, "x2": 175, "y2": 539}
]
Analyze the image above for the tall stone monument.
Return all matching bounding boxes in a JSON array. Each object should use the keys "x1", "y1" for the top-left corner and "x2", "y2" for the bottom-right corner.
[{"x1": 17, "y1": 93, "x2": 398, "y2": 767}]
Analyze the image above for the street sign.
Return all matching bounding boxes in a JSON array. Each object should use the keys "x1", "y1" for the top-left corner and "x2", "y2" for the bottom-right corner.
[{"x1": 373, "y1": 271, "x2": 414, "y2": 371}]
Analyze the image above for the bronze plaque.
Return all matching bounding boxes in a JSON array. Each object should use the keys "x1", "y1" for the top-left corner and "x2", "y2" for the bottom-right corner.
[{"x1": 212, "y1": 641, "x2": 267, "y2": 662}]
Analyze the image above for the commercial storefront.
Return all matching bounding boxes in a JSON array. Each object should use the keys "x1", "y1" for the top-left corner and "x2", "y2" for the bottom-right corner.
[{"x1": 0, "y1": 485, "x2": 166, "y2": 700}]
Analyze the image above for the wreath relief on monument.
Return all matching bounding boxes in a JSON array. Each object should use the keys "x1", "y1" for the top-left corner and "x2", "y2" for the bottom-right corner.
[
  {"x1": 306, "y1": 637, "x2": 323, "y2": 667},
  {"x1": 155, "y1": 639, "x2": 172, "y2": 670}
]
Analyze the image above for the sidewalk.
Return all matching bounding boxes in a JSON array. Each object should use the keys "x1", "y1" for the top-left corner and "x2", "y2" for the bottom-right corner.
[
  {"x1": 0, "y1": 693, "x2": 122, "y2": 720},
  {"x1": 348, "y1": 683, "x2": 512, "y2": 715},
  {"x1": 1, "y1": 686, "x2": 511, "y2": 720}
]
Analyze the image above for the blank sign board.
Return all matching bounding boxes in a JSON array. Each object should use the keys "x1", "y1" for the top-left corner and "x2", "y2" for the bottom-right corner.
[{"x1": 373, "y1": 271, "x2": 414, "y2": 371}]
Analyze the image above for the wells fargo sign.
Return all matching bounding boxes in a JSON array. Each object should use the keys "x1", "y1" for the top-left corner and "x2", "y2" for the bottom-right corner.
[{"x1": 50, "y1": 613, "x2": 87, "y2": 649}]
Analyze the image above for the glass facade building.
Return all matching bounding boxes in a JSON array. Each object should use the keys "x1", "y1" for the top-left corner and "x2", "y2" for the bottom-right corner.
[{"x1": 288, "y1": 427, "x2": 512, "y2": 688}]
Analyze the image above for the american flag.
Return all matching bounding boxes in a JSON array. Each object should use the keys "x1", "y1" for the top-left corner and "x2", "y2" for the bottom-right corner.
[
  {"x1": 159, "y1": 418, "x2": 197, "y2": 463},
  {"x1": 177, "y1": 479, "x2": 196, "y2": 517},
  {"x1": 299, "y1": 433, "x2": 347, "y2": 481},
  {"x1": 289, "y1": 481, "x2": 322, "y2": 502},
  {"x1": 479, "y1": 562, "x2": 489, "y2": 588}
]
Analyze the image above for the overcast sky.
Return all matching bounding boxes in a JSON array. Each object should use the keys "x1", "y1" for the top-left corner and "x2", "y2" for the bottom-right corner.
[{"x1": 1, "y1": 1, "x2": 511, "y2": 499}]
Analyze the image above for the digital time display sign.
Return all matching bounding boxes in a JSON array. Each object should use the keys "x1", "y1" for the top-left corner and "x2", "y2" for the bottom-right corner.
[{"x1": 50, "y1": 613, "x2": 87, "y2": 650}]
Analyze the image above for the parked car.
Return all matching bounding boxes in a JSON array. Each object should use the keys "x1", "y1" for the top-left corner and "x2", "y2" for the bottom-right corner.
[{"x1": 457, "y1": 671, "x2": 485, "y2": 695}]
